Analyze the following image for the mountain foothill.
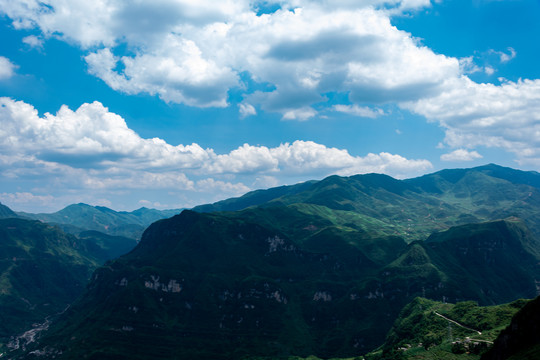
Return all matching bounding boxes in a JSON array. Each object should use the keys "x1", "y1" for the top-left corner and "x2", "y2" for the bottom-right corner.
[{"x1": 2, "y1": 164, "x2": 540, "y2": 359}]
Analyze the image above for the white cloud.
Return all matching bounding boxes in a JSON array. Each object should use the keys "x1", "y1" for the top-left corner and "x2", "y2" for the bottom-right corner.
[
  {"x1": 22, "y1": 35, "x2": 44, "y2": 48},
  {"x1": 238, "y1": 102, "x2": 257, "y2": 118},
  {"x1": 270, "y1": 141, "x2": 433, "y2": 178},
  {"x1": 0, "y1": 192, "x2": 54, "y2": 206},
  {"x1": 85, "y1": 41, "x2": 239, "y2": 107},
  {"x1": 333, "y1": 104, "x2": 384, "y2": 118},
  {"x1": 282, "y1": 107, "x2": 318, "y2": 121},
  {"x1": 195, "y1": 178, "x2": 250, "y2": 194},
  {"x1": 459, "y1": 56, "x2": 482, "y2": 75},
  {"x1": 491, "y1": 47, "x2": 516, "y2": 63},
  {"x1": 0, "y1": 0, "x2": 459, "y2": 117},
  {"x1": 335, "y1": 152, "x2": 433, "y2": 179},
  {"x1": 252, "y1": 175, "x2": 280, "y2": 189},
  {"x1": 440, "y1": 149, "x2": 483, "y2": 162},
  {"x1": 0, "y1": 56, "x2": 17, "y2": 80},
  {"x1": 405, "y1": 77, "x2": 540, "y2": 164},
  {"x1": 0, "y1": 97, "x2": 213, "y2": 170},
  {"x1": 0, "y1": 97, "x2": 432, "y2": 193}
]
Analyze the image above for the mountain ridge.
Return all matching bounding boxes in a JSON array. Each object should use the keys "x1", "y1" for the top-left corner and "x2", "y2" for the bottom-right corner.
[
  {"x1": 22, "y1": 215, "x2": 540, "y2": 358},
  {"x1": 18, "y1": 203, "x2": 182, "y2": 239},
  {"x1": 9, "y1": 164, "x2": 540, "y2": 359}
]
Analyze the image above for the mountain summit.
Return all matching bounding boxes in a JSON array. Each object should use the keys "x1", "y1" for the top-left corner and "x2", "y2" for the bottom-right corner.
[{"x1": 18, "y1": 165, "x2": 540, "y2": 359}]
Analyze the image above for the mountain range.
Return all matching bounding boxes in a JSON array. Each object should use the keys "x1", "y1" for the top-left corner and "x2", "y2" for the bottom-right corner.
[
  {"x1": 5, "y1": 163, "x2": 539, "y2": 359},
  {"x1": 0, "y1": 203, "x2": 181, "y2": 354},
  {"x1": 18, "y1": 204, "x2": 182, "y2": 240}
]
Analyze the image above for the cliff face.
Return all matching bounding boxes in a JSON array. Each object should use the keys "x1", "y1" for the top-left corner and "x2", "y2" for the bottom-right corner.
[
  {"x1": 22, "y1": 211, "x2": 540, "y2": 360},
  {"x1": 12, "y1": 165, "x2": 540, "y2": 359},
  {"x1": 481, "y1": 296, "x2": 540, "y2": 360}
]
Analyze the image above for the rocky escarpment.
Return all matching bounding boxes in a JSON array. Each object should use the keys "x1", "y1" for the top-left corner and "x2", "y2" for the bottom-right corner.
[{"x1": 21, "y1": 210, "x2": 540, "y2": 360}]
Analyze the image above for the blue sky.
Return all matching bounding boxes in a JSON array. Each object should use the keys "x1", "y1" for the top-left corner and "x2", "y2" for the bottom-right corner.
[{"x1": 0, "y1": 0, "x2": 539, "y2": 212}]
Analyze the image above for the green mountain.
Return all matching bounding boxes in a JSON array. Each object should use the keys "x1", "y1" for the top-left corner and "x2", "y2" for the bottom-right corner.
[
  {"x1": 367, "y1": 297, "x2": 528, "y2": 360},
  {"x1": 19, "y1": 204, "x2": 181, "y2": 239},
  {"x1": 0, "y1": 202, "x2": 19, "y2": 219},
  {"x1": 481, "y1": 296, "x2": 540, "y2": 360},
  {"x1": 0, "y1": 217, "x2": 139, "y2": 353},
  {"x1": 76, "y1": 230, "x2": 138, "y2": 262},
  {"x1": 195, "y1": 164, "x2": 540, "y2": 242},
  {"x1": 14, "y1": 164, "x2": 540, "y2": 359},
  {"x1": 0, "y1": 219, "x2": 98, "y2": 346},
  {"x1": 21, "y1": 215, "x2": 540, "y2": 359}
]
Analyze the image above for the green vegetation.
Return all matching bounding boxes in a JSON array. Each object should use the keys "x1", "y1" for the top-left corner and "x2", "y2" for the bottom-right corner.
[
  {"x1": 366, "y1": 297, "x2": 527, "y2": 360},
  {"x1": 19, "y1": 203, "x2": 181, "y2": 239},
  {"x1": 8, "y1": 164, "x2": 540, "y2": 359},
  {"x1": 482, "y1": 296, "x2": 540, "y2": 360},
  {"x1": 0, "y1": 218, "x2": 98, "y2": 345},
  {"x1": 0, "y1": 216, "x2": 138, "y2": 351},
  {"x1": 196, "y1": 164, "x2": 540, "y2": 244},
  {"x1": 21, "y1": 212, "x2": 540, "y2": 359}
]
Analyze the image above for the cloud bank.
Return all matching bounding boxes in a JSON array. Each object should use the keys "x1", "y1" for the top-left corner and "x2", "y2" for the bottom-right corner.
[
  {"x1": 0, "y1": 0, "x2": 457, "y2": 117},
  {"x1": 0, "y1": 97, "x2": 432, "y2": 209},
  {"x1": 1, "y1": 0, "x2": 539, "y2": 209},
  {"x1": 406, "y1": 77, "x2": 540, "y2": 165}
]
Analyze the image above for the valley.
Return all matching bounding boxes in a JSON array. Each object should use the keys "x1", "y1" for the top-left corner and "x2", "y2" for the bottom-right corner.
[{"x1": 2, "y1": 164, "x2": 540, "y2": 359}]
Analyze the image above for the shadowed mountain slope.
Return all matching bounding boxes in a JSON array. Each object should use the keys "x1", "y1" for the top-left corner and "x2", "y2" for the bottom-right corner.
[
  {"x1": 0, "y1": 202, "x2": 18, "y2": 219},
  {"x1": 0, "y1": 217, "x2": 139, "y2": 351},
  {"x1": 12, "y1": 164, "x2": 540, "y2": 359},
  {"x1": 22, "y1": 212, "x2": 540, "y2": 359},
  {"x1": 481, "y1": 296, "x2": 540, "y2": 360},
  {"x1": 0, "y1": 219, "x2": 99, "y2": 343}
]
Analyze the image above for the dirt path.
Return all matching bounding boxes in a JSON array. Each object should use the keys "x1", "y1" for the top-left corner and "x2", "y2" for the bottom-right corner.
[{"x1": 434, "y1": 311, "x2": 482, "y2": 335}]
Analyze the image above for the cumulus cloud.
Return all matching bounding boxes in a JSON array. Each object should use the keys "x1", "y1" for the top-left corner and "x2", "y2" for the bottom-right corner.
[
  {"x1": 440, "y1": 149, "x2": 483, "y2": 162},
  {"x1": 22, "y1": 35, "x2": 44, "y2": 49},
  {"x1": 0, "y1": 98, "x2": 432, "y2": 193},
  {"x1": 405, "y1": 77, "x2": 540, "y2": 165},
  {"x1": 0, "y1": 56, "x2": 17, "y2": 80},
  {"x1": 85, "y1": 42, "x2": 239, "y2": 107},
  {"x1": 238, "y1": 102, "x2": 257, "y2": 118},
  {"x1": 0, "y1": 0, "x2": 458, "y2": 118},
  {"x1": 333, "y1": 104, "x2": 384, "y2": 118},
  {"x1": 459, "y1": 56, "x2": 483, "y2": 75}
]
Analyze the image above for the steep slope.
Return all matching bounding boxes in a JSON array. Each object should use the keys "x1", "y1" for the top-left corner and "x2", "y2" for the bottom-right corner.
[
  {"x1": 423, "y1": 218, "x2": 540, "y2": 304},
  {"x1": 19, "y1": 204, "x2": 181, "y2": 239},
  {"x1": 195, "y1": 164, "x2": 540, "y2": 242},
  {"x1": 368, "y1": 218, "x2": 540, "y2": 314},
  {"x1": 193, "y1": 180, "x2": 317, "y2": 212},
  {"x1": 406, "y1": 164, "x2": 540, "y2": 241},
  {"x1": 481, "y1": 296, "x2": 540, "y2": 360},
  {"x1": 368, "y1": 297, "x2": 527, "y2": 360},
  {"x1": 0, "y1": 217, "x2": 139, "y2": 353},
  {"x1": 14, "y1": 165, "x2": 540, "y2": 359},
  {"x1": 76, "y1": 231, "x2": 138, "y2": 262},
  {"x1": 25, "y1": 209, "x2": 408, "y2": 359},
  {"x1": 0, "y1": 202, "x2": 18, "y2": 219},
  {"x1": 0, "y1": 219, "x2": 101, "y2": 346},
  {"x1": 23, "y1": 211, "x2": 540, "y2": 359}
]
